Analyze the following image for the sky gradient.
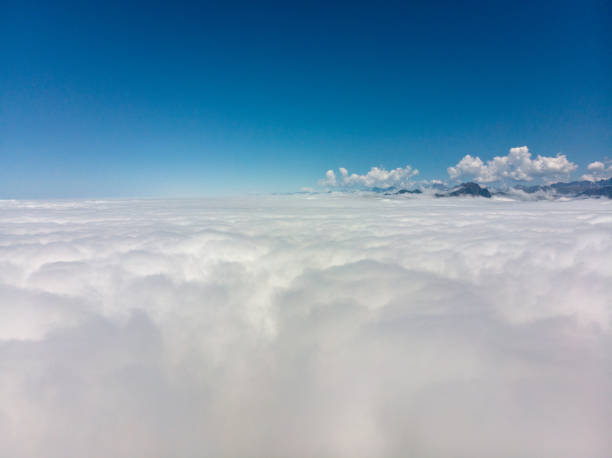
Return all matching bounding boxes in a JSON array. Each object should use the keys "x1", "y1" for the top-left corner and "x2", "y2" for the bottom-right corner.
[{"x1": 2, "y1": 0, "x2": 610, "y2": 197}]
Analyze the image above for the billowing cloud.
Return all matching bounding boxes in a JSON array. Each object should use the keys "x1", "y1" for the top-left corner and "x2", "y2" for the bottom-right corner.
[
  {"x1": 581, "y1": 160, "x2": 612, "y2": 181},
  {"x1": 588, "y1": 161, "x2": 606, "y2": 171},
  {"x1": 1, "y1": 197, "x2": 611, "y2": 457},
  {"x1": 448, "y1": 146, "x2": 578, "y2": 183},
  {"x1": 319, "y1": 165, "x2": 419, "y2": 189}
]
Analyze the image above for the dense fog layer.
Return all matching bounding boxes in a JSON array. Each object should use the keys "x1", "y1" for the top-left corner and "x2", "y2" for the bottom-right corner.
[{"x1": 1, "y1": 196, "x2": 611, "y2": 457}]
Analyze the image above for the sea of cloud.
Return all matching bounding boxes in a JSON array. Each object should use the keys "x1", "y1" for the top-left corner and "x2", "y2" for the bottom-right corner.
[{"x1": 1, "y1": 195, "x2": 611, "y2": 457}]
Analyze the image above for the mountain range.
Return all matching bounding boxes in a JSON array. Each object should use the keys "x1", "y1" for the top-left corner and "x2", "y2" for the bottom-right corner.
[
  {"x1": 513, "y1": 177, "x2": 612, "y2": 198},
  {"x1": 388, "y1": 177, "x2": 612, "y2": 199}
]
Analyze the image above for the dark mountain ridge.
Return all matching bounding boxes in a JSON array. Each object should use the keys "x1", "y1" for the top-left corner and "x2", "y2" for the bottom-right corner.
[
  {"x1": 436, "y1": 182, "x2": 492, "y2": 198},
  {"x1": 513, "y1": 177, "x2": 612, "y2": 198},
  {"x1": 331, "y1": 177, "x2": 611, "y2": 199}
]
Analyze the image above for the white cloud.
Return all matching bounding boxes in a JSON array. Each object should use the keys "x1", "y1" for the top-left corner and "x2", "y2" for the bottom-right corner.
[
  {"x1": 581, "y1": 160, "x2": 612, "y2": 181},
  {"x1": 448, "y1": 146, "x2": 578, "y2": 183},
  {"x1": 322, "y1": 169, "x2": 337, "y2": 186},
  {"x1": 588, "y1": 161, "x2": 606, "y2": 171},
  {"x1": 319, "y1": 165, "x2": 419, "y2": 189},
  {"x1": 1, "y1": 196, "x2": 611, "y2": 457}
]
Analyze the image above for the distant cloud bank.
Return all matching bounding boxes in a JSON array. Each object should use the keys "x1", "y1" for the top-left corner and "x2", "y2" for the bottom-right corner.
[
  {"x1": 582, "y1": 160, "x2": 612, "y2": 181},
  {"x1": 319, "y1": 165, "x2": 419, "y2": 189},
  {"x1": 318, "y1": 146, "x2": 607, "y2": 190},
  {"x1": 447, "y1": 146, "x2": 577, "y2": 183}
]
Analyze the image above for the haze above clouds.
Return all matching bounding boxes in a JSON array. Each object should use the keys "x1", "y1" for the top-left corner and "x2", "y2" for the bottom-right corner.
[{"x1": 1, "y1": 196, "x2": 611, "y2": 457}]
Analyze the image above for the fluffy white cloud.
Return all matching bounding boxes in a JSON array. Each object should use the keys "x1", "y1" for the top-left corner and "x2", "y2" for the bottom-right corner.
[
  {"x1": 581, "y1": 160, "x2": 612, "y2": 181},
  {"x1": 1, "y1": 197, "x2": 611, "y2": 457},
  {"x1": 319, "y1": 165, "x2": 419, "y2": 189},
  {"x1": 588, "y1": 161, "x2": 606, "y2": 171},
  {"x1": 448, "y1": 146, "x2": 578, "y2": 183}
]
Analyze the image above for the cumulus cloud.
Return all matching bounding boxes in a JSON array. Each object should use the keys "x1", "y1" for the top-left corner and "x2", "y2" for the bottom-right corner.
[
  {"x1": 581, "y1": 160, "x2": 612, "y2": 181},
  {"x1": 588, "y1": 161, "x2": 606, "y2": 171},
  {"x1": 1, "y1": 196, "x2": 611, "y2": 457},
  {"x1": 448, "y1": 146, "x2": 578, "y2": 183},
  {"x1": 319, "y1": 165, "x2": 419, "y2": 189}
]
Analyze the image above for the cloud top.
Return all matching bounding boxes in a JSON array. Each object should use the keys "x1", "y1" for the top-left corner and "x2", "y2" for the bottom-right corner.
[{"x1": 1, "y1": 197, "x2": 611, "y2": 457}]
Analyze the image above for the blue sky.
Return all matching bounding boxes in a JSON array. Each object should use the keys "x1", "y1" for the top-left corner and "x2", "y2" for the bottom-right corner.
[{"x1": 1, "y1": 0, "x2": 610, "y2": 197}]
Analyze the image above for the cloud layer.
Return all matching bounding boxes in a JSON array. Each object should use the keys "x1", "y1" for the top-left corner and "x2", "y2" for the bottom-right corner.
[
  {"x1": 448, "y1": 146, "x2": 578, "y2": 183},
  {"x1": 1, "y1": 197, "x2": 611, "y2": 457}
]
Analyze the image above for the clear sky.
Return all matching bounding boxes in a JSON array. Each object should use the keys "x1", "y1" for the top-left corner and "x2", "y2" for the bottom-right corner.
[{"x1": 1, "y1": 0, "x2": 610, "y2": 197}]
